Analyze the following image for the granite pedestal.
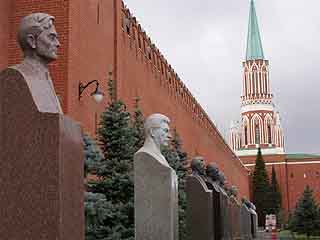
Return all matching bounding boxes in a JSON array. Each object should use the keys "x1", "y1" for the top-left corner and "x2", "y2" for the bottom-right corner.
[
  {"x1": 0, "y1": 68, "x2": 84, "y2": 240},
  {"x1": 240, "y1": 204, "x2": 252, "y2": 240},
  {"x1": 134, "y1": 150, "x2": 178, "y2": 240},
  {"x1": 186, "y1": 174, "x2": 213, "y2": 240}
]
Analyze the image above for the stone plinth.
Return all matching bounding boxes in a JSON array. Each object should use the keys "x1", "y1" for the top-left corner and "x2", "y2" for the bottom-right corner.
[
  {"x1": 220, "y1": 189, "x2": 231, "y2": 240},
  {"x1": 240, "y1": 204, "x2": 252, "y2": 240},
  {"x1": 205, "y1": 180, "x2": 222, "y2": 240},
  {"x1": 0, "y1": 68, "x2": 84, "y2": 240},
  {"x1": 249, "y1": 208, "x2": 258, "y2": 239},
  {"x1": 134, "y1": 151, "x2": 178, "y2": 240},
  {"x1": 186, "y1": 175, "x2": 213, "y2": 240},
  {"x1": 230, "y1": 197, "x2": 242, "y2": 240}
]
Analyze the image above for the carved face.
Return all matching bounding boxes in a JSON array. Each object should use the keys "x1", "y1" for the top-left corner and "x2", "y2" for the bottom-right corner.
[
  {"x1": 152, "y1": 121, "x2": 171, "y2": 147},
  {"x1": 35, "y1": 24, "x2": 60, "y2": 62},
  {"x1": 206, "y1": 163, "x2": 220, "y2": 181},
  {"x1": 191, "y1": 157, "x2": 206, "y2": 175}
]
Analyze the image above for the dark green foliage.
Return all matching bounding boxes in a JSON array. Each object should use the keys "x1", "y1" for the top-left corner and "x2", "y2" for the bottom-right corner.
[
  {"x1": 269, "y1": 165, "x2": 282, "y2": 215},
  {"x1": 162, "y1": 129, "x2": 189, "y2": 240},
  {"x1": 83, "y1": 134, "x2": 103, "y2": 177},
  {"x1": 252, "y1": 148, "x2": 271, "y2": 226},
  {"x1": 132, "y1": 96, "x2": 145, "y2": 152},
  {"x1": 97, "y1": 99, "x2": 135, "y2": 175},
  {"x1": 85, "y1": 192, "x2": 108, "y2": 240},
  {"x1": 85, "y1": 77, "x2": 136, "y2": 240},
  {"x1": 289, "y1": 185, "x2": 320, "y2": 238},
  {"x1": 85, "y1": 191, "x2": 134, "y2": 240}
]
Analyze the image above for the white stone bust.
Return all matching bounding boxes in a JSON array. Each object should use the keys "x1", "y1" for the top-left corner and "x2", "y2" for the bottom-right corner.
[
  {"x1": 10, "y1": 13, "x2": 62, "y2": 114},
  {"x1": 137, "y1": 113, "x2": 171, "y2": 167},
  {"x1": 134, "y1": 113, "x2": 178, "y2": 240}
]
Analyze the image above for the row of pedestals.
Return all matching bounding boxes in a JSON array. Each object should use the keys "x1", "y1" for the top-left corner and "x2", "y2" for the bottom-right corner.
[{"x1": 186, "y1": 173, "x2": 258, "y2": 240}]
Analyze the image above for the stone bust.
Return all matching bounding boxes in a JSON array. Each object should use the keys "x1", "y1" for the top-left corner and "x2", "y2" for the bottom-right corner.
[
  {"x1": 137, "y1": 113, "x2": 171, "y2": 167},
  {"x1": 134, "y1": 113, "x2": 178, "y2": 240},
  {"x1": 190, "y1": 156, "x2": 206, "y2": 177},
  {"x1": 229, "y1": 185, "x2": 239, "y2": 198},
  {"x1": 206, "y1": 162, "x2": 220, "y2": 182},
  {"x1": 218, "y1": 171, "x2": 226, "y2": 187},
  {"x1": 10, "y1": 13, "x2": 62, "y2": 113}
]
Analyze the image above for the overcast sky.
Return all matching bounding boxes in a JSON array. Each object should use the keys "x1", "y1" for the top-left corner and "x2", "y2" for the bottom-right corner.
[{"x1": 125, "y1": 0, "x2": 320, "y2": 154}]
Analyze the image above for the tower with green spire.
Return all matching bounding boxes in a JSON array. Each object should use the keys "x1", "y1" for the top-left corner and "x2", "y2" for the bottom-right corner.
[
  {"x1": 246, "y1": 0, "x2": 264, "y2": 60},
  {"x1": 229, "y1": 0, "x2": 285, "y2": 156}
]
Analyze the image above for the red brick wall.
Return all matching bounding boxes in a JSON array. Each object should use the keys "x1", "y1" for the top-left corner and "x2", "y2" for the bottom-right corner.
[
  {"x1": 243, "y1": 155, "x2": 290, "y2": 213},
  {"x1": 286, "y1": 160, "x2": 320, "y2": 212},
  {"x1": 116, "y1": 1, "x2": 250, "y2": 199},
  {"x1": 243, "y1": 154, "x2": 320, "y2": 215},
  {"x1": 2, "y1": 0, "x2": 250, "y2": 200},
  {"x1": 8, "y1": 0, "x2": 69, "y2": 112},
  {"x1": 0, "y1": 0, "x2": 12, "y2": 70},
  {"x1": 67, "y1": 0, "x2": 115, "y2": 136}
]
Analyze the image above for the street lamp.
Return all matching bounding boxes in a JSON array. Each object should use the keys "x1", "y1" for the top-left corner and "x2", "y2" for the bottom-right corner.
[{"x1": 79, "y1": 80, "x2": 104, "y2": 103}]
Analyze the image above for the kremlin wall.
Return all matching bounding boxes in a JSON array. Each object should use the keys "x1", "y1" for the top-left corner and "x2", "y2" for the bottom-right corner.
[{"x1": 0, "y1": 0, "x2": 319, "y2": 216}]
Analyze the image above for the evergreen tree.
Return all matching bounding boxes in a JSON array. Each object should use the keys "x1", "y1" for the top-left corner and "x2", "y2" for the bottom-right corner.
[
  {"x1": 83, "y1": 134, "x2": 103, "y2": 177},
  {"x1": 252, "y1": 148, "x2": 271, "y2": 226},
  {"x1": 290, "y1": 185, "x2": 319, "y2": 239},
  {"x1": 84, "y1": 134, "x2": 105, "y2": 239},
  {"x1": 87, "y1": 77, "x2": 136, "y2": 240},
  {"x1": 132, "y1": 96, "x2": 145, "y2": 152},
  {"x1": 162, "y1": 129, "x2": 189, "y2": 240},
  {"x1": 269, "y1": 165, "x2": 282, "y2": 215}
]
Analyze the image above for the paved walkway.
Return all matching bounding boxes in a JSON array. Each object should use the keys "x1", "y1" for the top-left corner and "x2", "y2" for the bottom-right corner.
[{"x1": 257, "y1": 230, "x2": 278, "y2": 240}]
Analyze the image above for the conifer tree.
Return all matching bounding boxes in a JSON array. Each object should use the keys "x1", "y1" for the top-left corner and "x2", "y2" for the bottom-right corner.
[
  {"x1": 252, "y1": 148, "x2": 271, "y2": 226},
  {"x1": 83, "y1": 134, "x2": 103, "y2": 177},
  {"x1": 162, "y1": 128, "x2": 189, "y2": 240},
  {"x1": 269, "y1": 165, "x2": 282, "y2": 215},
  {"x1": 289, "y1": 185, "x2": 319, "y2": 239},
  {"x1": 132, "y1": 96, "x2": 145, "y2": 152},
  {"x1": 84, "y1": 134, "x2": 105, "y2": 239},
  {"x1": 87, "y1": 77, "x2": 136, "y2": 240}
]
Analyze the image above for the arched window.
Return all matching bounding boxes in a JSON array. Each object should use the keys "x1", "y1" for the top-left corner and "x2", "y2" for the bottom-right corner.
[
  {"x1": 244, "y1": 125, "x2": 248, "y2": 145},
  {"x1": 255, "y1": 123, "x2": 260, "y2": 144},
  {"x1": 267, "y1": 124, "x2": 272, "y2": 144}
]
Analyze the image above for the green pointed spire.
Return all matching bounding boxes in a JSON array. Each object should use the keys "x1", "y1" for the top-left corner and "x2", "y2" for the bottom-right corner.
[{"x1": 246, "y1": 0, "x2": 264, "y2": 60}]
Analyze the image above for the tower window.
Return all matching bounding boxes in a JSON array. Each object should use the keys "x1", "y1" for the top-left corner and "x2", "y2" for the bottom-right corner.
[
  {"x1": 244, "y1": 126, "x2": 248, "y2": 145},
  {"x1": 255, "y1": 123, "x2": 260, "y2": 144},
  {"x1": 267, "y1": 124, "x2": 272, "y2": 144}
]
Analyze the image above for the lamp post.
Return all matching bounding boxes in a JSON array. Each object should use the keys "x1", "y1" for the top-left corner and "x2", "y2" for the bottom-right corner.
[{"x1": 79, "y1": 80, "x2": 104, "y2": 103}]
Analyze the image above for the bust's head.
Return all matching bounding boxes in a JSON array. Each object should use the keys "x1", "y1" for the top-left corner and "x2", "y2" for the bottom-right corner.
[
  {"x1": 190, "y1": 156, "x2": 206, "y2": 176},
  {"x1": 206, "y1": 162, "x2": 220, "y2": 181},
  {"x1": 144, "y1": 113, "x2": 171, "y2": 149},
  {"x1": 229, "y1": 185, "x2": 238, "y2": 197},
  {"x1": 218, "y1": 171, "x2": 226, "y2": 187},
  {"x1": 17, "y1": 13, "x2": 60, "y2": 63}
]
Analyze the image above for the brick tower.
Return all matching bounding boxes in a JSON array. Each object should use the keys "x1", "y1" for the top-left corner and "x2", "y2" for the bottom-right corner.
[{"x1": 230, "y1": 0, "x2": 284, "y2": 156}]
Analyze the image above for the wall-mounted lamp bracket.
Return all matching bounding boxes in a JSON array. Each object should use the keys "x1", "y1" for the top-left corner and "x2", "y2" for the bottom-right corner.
[{"x1": 79, "y1": 80, "x2": 104, "y2": 103}]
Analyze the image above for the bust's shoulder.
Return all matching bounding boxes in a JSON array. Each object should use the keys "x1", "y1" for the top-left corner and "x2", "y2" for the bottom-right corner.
[
  {"x1": 10, "y1": 61, "x2": 35, "y2": 77},
  {"x1": 135, "y1": 147, "x2": 155, "y2": 159},
  {"x1": 135, "y1": 147, "x2": 170, "y2": 168},
  {"x1": 0, "y1": 67, "x2": 25, "y2": 81}
]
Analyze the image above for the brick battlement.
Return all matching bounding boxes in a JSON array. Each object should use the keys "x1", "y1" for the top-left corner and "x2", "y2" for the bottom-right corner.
[{"x1": 120, "y1": 2, "x2": 238, "y2": 160}]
